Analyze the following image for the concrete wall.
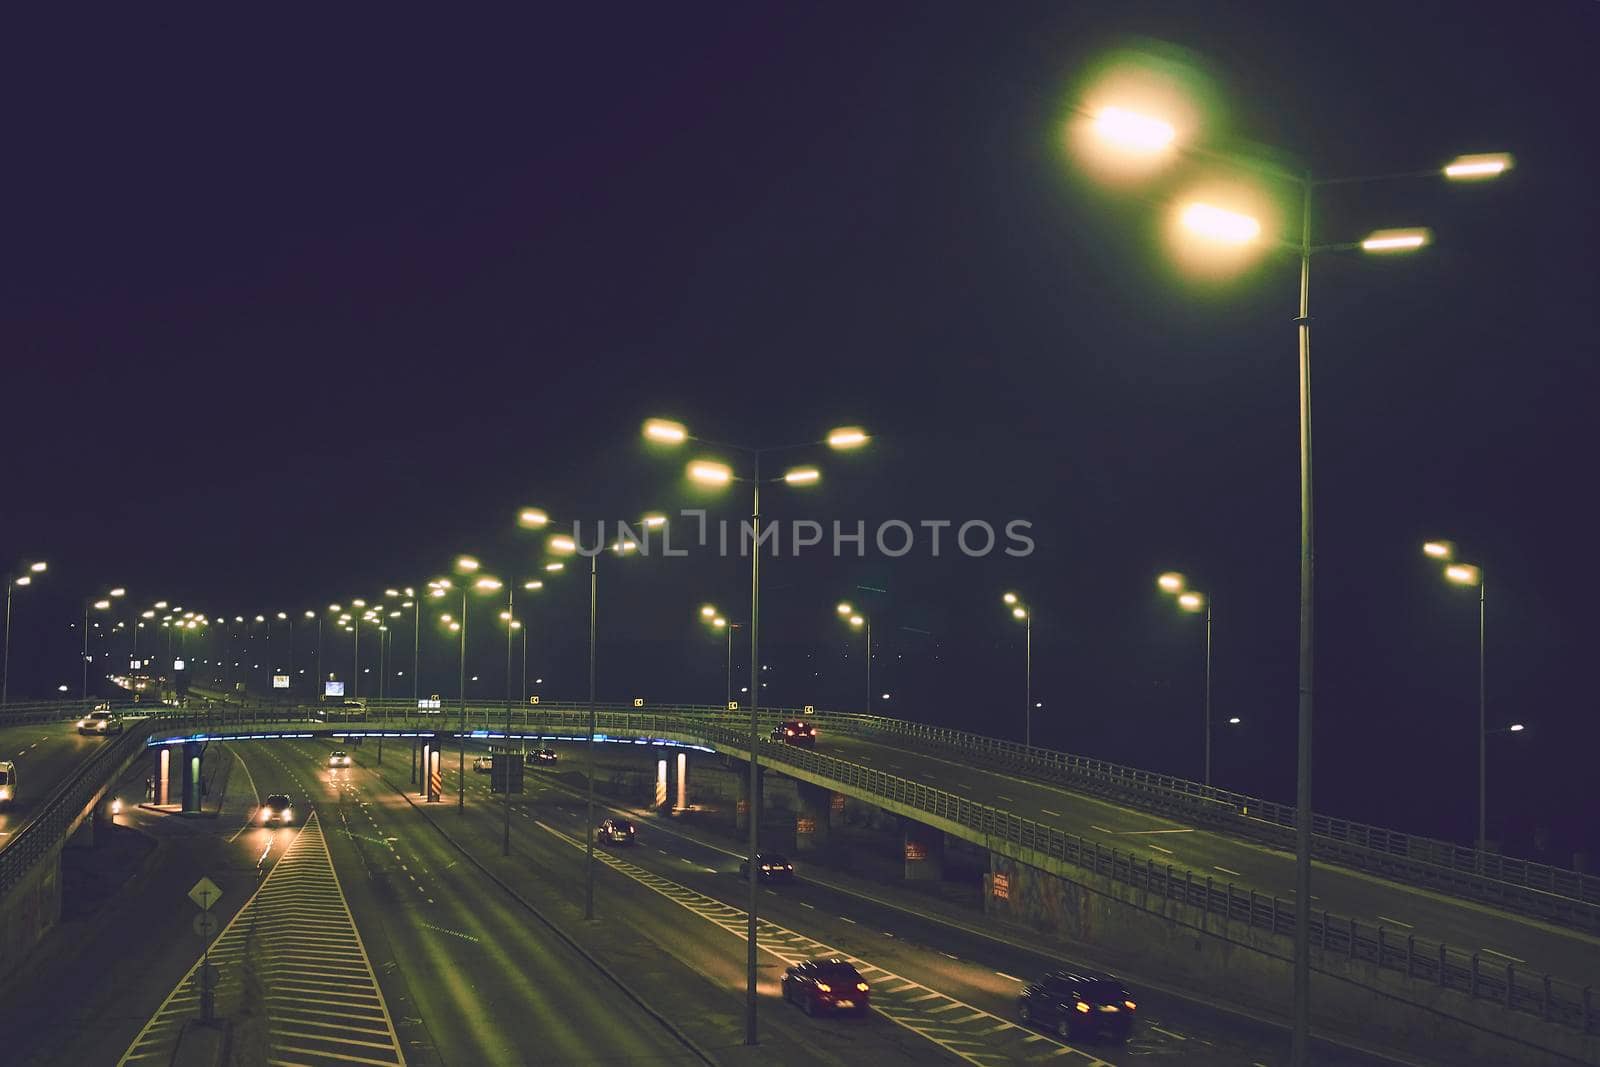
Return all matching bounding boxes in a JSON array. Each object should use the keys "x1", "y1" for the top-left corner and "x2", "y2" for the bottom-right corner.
[
  {"x1": 986, "y1": 850, "x2": 1599, "y2": 1066},
  {"x1": 0, "y1": 845, "x2": 61, "y2": 974}
]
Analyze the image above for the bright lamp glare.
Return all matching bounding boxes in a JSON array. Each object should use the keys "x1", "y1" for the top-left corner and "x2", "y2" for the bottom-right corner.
[
  {"x1": 1422, "y1": 541, "x2": 1454, "y2": 560},
  {"x1": 1362, "y1": 228, "x2": 1430, "y2": 253},
  {"x1": 14, "y1": 577, "x2": 29, "y2": 587},
  {"x1": 641, "y1": 514, "x2": 667, "y2": 528},
  {"x1": 1002, "y1": 592, "x2": 1018, "y2": 605},
  {"x1": 826, "y1": 427, "x2": 869, "y2": 450},
  {"x1": 713, "y1": 618, "x2": 726, "y2": 628},
  {"x1": 548, "y1": 535, "x2": 577, "y2": 555},
  {"x1": 643, "y1": 418, "x2": 688, "y2": 444},
  {"x1": 475, "y1": 577, "x2": 502, "y2": 591},
  {"x1": 1444, "y1": 153, "x2": 1512, "y2": 180},
  {"x1": 1177, "y1": 591, "x2": 1204, "y2": 612},
  {"x1": 1157, "y1": 572, "x2": 1185, "y2": 593},
  {"x1": 1092, "y1": 106, "x2": 1176, "y2": 152},
  {"x1": 701, "y1": 605, "x2": 717, "y2": 618},
  {"x1": 518, "y1": 508, "x2": 550, "y2": 528},
  {"x1": 849, "y1": 615, "x2": 864, "y2": 627},
  {"x1": 688, "y1": 460, "x2": 732, "y2": 486},
  {"x1": 94, "y1": 600, "x2": 111, "y2": 610},
  {"x1": 455, "y1": 556, "x2": 480, "y2": 573},
  {"x1": 784, "y1": 467, "x2": 820, "y2": 485},
  {"x1": 1509, "y1": 723, "x2": 1525, "y2": 732},
  {"x1": 1012, "y1": 607, "x2": 1027, "y2": 620},
  {"x1": 29, "y1": 561, "x2": 48, "y2": 573},
  {"x1": 1445, "y1": 563, "x2": 1481, "y2": 586},
  {"x1": 1180, "y1": 203, "x2": 1260, "y2": 244}
]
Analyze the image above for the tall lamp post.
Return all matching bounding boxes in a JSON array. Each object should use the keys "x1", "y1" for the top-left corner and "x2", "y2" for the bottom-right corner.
[
  {"x1": 1001, "y1": 593, "x2": 1033, "y2": 747},
  {"x1": 1082, "y1": 96, "x2": 1510, "y2": 1063},
  {"x1": 834, "y1": 603, "x2": 872, "y2": 714},
  {"x1": 700, "y1": 606, "x2": 741, "y2": 707},
  {"x1": 82, "y1": 589, "x2": 124, "y2": 700},
  {"x1": 384, "y1": 588, "x2": 420, "y2": 702},
  {"x1": 643, "y1": 417, "x2": 866, "y2": 1045},
  {"x1": 1157, "y1": 571, "x2": 1214, "y2": 785},
  {"x1": 428, "y1": 559, "x2": 502, "y2": 814},
  {"x1": 2, "y1": 560, "x2": 48, "y2": 706},
  {"x1": 523, "y1": 508, "x2": 663, "y2": 917},
  {"x1": 1422, "y1": 540, "x2": 1506, "y2": 856}
]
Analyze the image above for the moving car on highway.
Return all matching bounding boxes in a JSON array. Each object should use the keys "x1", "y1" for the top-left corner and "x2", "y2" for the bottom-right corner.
[
  {"x1": 1017, "y1": 970, "x2": 1137, "y2": 1041},
  {"x1": 781, "y1": 957, "x2": 870, "y2": 1016},
  {"x1": 257, "y1": 794, "x2": 295, "y2": 827},
  {"x1": 328, "y1": 750, "x2": 352, "y2": 767},
  {"x1": 77, "y1": 709, "x2": 125, "y2": 735},
  {"x1": 596, "y1": 817, "x2": 637, "y2": 846},
  {"x1": 473, "y1": 755, "x2": 494, "y2": 773},
  {"x1": 0, "y1": 761, "x2": 15, "y2": 808},
  {"x1": 770, "y1": 719, "x2": 817, "y2": 747},
  {"x1": 740, "y1": 852, "x2": 795, "y2": 882},
  {"x1": 525, "y1": 747, "x2": 558, "y2": 765}
]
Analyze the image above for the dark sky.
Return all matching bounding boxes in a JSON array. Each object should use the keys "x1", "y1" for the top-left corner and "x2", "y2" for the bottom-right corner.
[{"x1": 5, "y1": 5, "x2": 1597, "y2": 860}]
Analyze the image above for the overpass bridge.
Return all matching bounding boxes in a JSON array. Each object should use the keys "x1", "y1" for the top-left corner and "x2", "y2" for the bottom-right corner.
[{"x1": 4, "y1": 697, "x2": 1598, "y2": 1063}]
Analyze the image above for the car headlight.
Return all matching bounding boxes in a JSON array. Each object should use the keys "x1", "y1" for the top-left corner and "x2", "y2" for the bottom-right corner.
[
  {"x1": 283, "y1": 809, "x2": 294, "y2": 822},
  {"x1": 0, "y1": 788, "x2": 10, "y2": 800},
  {"x1": 259, "y1": 809, "x2": 270, "y2": 822}
]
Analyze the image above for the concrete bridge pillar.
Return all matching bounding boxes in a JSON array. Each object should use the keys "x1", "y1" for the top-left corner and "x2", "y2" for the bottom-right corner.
[
  {"x1": 735, "y1": 763, "x2": 764, "y2": 833},
  {"x1": 180, "y1": 740, "x2": 204, "y2": 815},
  {"x1": 152, "y1": 746, "x2": 172, "y2": 806},
  {"x1": 795, "y1": 782, "x2": 833, "y2": 854},
  {"x1": 902, "y1": 818, "x2": 945, "y2": 881},
  {"x1": 657, "y1": 750, "x2": 689, "y2": 814}
]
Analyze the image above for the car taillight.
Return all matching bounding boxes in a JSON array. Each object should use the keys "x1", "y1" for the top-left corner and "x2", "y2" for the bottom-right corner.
[
  {"x1": 1124, "y1": 1000, "x2": 1137, "y2": 1011},
  {"x1": 856, "y1": 982, "x2": 869, "y2": 992},
  {"x1": 1075, "y1": 1002, "x2": 1091, "y2": 1014},
  {"x1": 814, "y1": 982, "x2": 832, "y2": 993}
]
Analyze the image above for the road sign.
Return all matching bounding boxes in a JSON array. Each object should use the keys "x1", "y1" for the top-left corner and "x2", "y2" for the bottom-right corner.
[
  {"x1": 529, "y1": 695, "x2": 540, "y2": 705},
  {"x1": 417, "y1": 697, "x2": 441, "y2": 710},
  {"x1": 727, "y1": 701, "x2": 739, "y2": 710},
  {"x1": 174, "y1": 658, "x2": 186, "y2": 671},
  {"x1": 803, "y1": 704, "x2": 815, "y2": 713},
  {"x1": 633, "y1": 697, "x2": 644, "y2": 707},
  {"x1": 272, "y1": 675, "x2": 290, "y2": 689},
  {"x1": 188, "y1": 876, "x2": 222, "y2": 911},
  {"x1": 192, "y1": 911, "x2": 220, "y2": 937},
  {"x1": 325, "y1": 681, "x2": 346, "y2": 697}
]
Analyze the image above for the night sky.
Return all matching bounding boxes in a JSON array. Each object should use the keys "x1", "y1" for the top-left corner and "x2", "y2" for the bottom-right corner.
[{"x1": 5, "y1": 6, "x2": 1597, "y2": 863}]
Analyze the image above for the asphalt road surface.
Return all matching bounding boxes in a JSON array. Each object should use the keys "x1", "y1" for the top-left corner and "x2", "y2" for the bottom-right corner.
[{"x1": 0, "y1": 719, "x2": 122, "y2": 849}]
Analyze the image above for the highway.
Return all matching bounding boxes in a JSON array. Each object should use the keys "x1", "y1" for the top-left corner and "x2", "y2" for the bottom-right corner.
[
  {"x1": 814, "y1": 731, "x2": 1600, "y2": 989},
  {"x1": 0, "y1": 718, "x2": 122, "y2": 848}
]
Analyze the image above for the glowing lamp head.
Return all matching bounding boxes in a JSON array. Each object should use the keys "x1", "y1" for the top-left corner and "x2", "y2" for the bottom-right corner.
[
  {"x1": 836, "y1": 602, "x2": 853, "y2": 616},
  {"x1": 1157, "y1": 572, "x2": 1185, "y2": 594},
  {"x1": 643, "y1": 418, "x2": 688, "y2": 445},
  {"x1": 701, "y1": 605, "x2": 717, "y2": 618},
  {"x1": 1092, "y1": 106, "x2": 1177, "y2": 153},
  {"x1": 29, "y1": 561, "x2": 47, "y2": 573},
  {"x1": 110, "y1": 588, "x2": 126, "y2": 598},
  {"x1": 13, "y1": 576, "x2": 29, "y2": 587},
  {"x1": 1445, "y1": 563, "x2": 1482, "y2": 586},
  {"x1": 474, "y1": 577, "x2": 503, "y2": 592},
  {"x1": 1002, "y1": 592, "x2": 1018, "y2": 605},
  {"x1": 713, "y1": 617, "x2": 726, "y2": 628},
  {"x1": 1012, "y1": 606, "x2": 1027, "y2": 620},
  {"x1": 849, "y1": 615, "x2": 864, "y2": 627},
  {"x1": 826, "y1": 426, "x2": 869, "y2": 450},
  {"x1": 548, "y1": 534, "x2": 577, "y2": 555},
  {"x1": 641, "y1": 513, "x2": 667, "y2": 529},
  {"x1": 454, "y1": 556, "x2": 480, "y2": 574},
  {"x1": 1180, "y1": 203, "x2": 1260, "y2": 245},
  {"x1": 783, "y1": 466, "x2": 820, "y2": 486},
  {"x1": 518, "y1": 508, "x2": 550, "y2": 529},
  {"x1": 1444, "y1": 153, "x2": 1512, "y2": 180},
  {"x1": 544, "y1": 562, "x2": 565, "y2": 573},
  {"x1": 523, "y1": 580, "x2": 543, "y2": 591},
  {"x1": 1422, "y1": 540, "x2": 1455, "y2": 561},
  {"x1": 1508, "y1": 723, "x2": 1525, "y2": 732},
  {"x1": 1361, "y1": 228, "x2": 1431, "y2": 253},
  {"x1": 1177, "y1": 591, "x2": 1204, "y2": 613},
  {"x1": 94, "y1": 599, "x2": 111, "y2": 610},
  {"x1": 688, "y1": 460, "x2": 732, "y2": 486}
]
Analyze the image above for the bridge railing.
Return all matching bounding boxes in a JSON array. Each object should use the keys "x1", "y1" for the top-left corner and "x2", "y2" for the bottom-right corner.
[{"x1": 0, "y1": 720, "x2": 154, "y2": 900}]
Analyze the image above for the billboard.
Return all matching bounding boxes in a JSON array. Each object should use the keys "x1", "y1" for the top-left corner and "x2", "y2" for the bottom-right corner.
[
  {"x1": 324, "y1": 681, "x2": 346, "y2": 697},
  {"x1": 272, "y1": 675, "x2": 290, "y2": 689}
]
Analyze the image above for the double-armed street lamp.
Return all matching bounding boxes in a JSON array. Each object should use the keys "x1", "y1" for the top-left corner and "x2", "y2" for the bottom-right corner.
[
  {"x1": 1421, "y1": 540, "x2": 1520, "y2": 858},
  {"x1": 82, "y1": 588, "x2": 124, "y2": 699},
  {"x1": 1081, "y1": 79, "x2": 1510, "y2": 1063},
  {"x1": 1001, "y1": 593, "x2": 1035, "y2": 747},
  {"x1": 643, "y1": 416, "x2": 867, "y2": 1046},
  {"x1": 384, "y1": 589, "x2": 420, "y2": 701},
  {"x1": 834, "y1": 603, "x2": 873, "y2": 714},
  {"x1": 700, "y1": 606, "x2": 741, "y2": 707},
  {"x1": 428, "y1": 557, "x2": 504, "y2": 813},
  {"x1": 2, "y1": 560, "x2": 48, "y2": 706},
  {"x1": 1156, "y1": 572, "x2": 1217, "y2": 785},
  {"x1": 519, "y1": 506, "x2": 665, "y2": 917}
]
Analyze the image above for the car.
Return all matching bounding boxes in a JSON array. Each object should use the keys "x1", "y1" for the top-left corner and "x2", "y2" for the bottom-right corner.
[
  {"x1": 596, "y1": 818, "x2": 638, "y2": 846},
  {"x1": 525, "y1": 748, "x2": 558, "y2": 765},
  {"x1": 781, "y1": 957, "x2": 870, "y2": 1017},
  {"x1": 740, "y1": 852, "x2": 795, "y2": 882},
  {"x1": 0, "y1": 760, "x2": 15, "y2": 808},
  {"x1": 76, "y1": 710, "x2": 125, "y2": 735},
  {"x1": 257, "y1": 793, "x2": 295, "y2": 827},
  {"x1": 328, "y1": 750, "x2": 352, "y2": 768},
  {"x1": 1017, "y1": 971, "x2": 1137, "y2": 1041},
  {"x1": 473, "y1": 755, "x2": 494, "y2": 773},
  {"x1": 770, "y1": 719, "x2": 817, "y2": 748}
]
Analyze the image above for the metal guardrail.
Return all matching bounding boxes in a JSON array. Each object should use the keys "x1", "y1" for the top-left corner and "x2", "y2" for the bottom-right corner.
[
  {"x1": 136, "y1": 706, "x2": 1595, "y2": 1034},
  {"x1": 29, "y1": 697, "x2": 1599, "y2": 923},
  {"x1": 0, "y1": 720, "x2": 154, "y2": 901}
]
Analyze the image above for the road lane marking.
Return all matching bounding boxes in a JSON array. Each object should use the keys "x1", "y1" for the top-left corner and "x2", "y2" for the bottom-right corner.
[
  {"x1": 535, "y1": 820, "x2": 1111, "y2": 1066},
  {"x1": 1090, "y1": 825, "x2": 1114, "y2": 834},
  {"x1": 1377, "y1": 915, "x2": 1414, "y2": 929},
  {"x1": 1147, "y1": 844, "x2": 1174, "y2": 855},
  {"x1": 840, "y1": 917, "x2": 857, "y2": 924},
  {"x1": 1040, "y1": 809, "x2": 1062, "y2": 817},
  {"x1": 1213, "y1": 866, "x2": 1242, "y2": 877},
  {"x1": 1151, "y1": 1025, "x2": 1187, "y2": 1040},
  {"x1": 1481, "y1": 948, "x2": 1526, "y2": 963},
  {"x1": 995, "y1": 972, "x2": 1023, "y2": 983},
  {"x1": 996, "y1": 794, "x2": 1014, "y2": 802}
]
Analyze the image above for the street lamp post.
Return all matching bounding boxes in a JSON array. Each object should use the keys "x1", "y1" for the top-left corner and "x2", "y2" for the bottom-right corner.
[
  {"x1": 83, "y1": 589, "x2": 124, "y2": 700},
  {"x1": 2, "y1": 561, "x2": 48, "y2": 706},
  {"x1": 1157, "y1": 572, "x2": 1215, "y2": 785},
  {"x1": 430, "y1": 561, "x2": 502, "y2": 815},
  {"x1": 1423, "y1": 540, "x2": 1496, "y2": 855},
  {"x1": 644, "y1": 417, "x2": 865, "y2": 1045},
  {"x1": 701, "y1": 606, "x2": 741, "y2": 707},
  {"x1": 1084, "y1": 98, "x2": 1509, "y2": 1062},
  {"x1": 1001, "y1": 593, "x2": 1033, "y2": 747},
  {"x1": 835, "y1": 603, "x2": 872, "y2": 714}
]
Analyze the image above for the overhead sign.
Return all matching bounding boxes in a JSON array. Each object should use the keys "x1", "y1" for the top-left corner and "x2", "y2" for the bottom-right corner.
[
  {"x1": 174, "y1": 659, "x2": 186, "y2": 671},
  {"x1": 324, "y1": 681, "x2": 346, "y2": 697},
  {"x1": 418, "y1": 697, "x2": 442, "y2": 710},
  {"x1": 633, "y1": 698, "x2": 644, "y2": 707},
  {"x1": 727, "y1": 701, "x2": 739, "y2": 710},
  {"x1": 188, "y1": 876, "x2": 223, "y2": 911},
  {"x1": 803, "y1": 705, "x2": 815, "y2": 713},
  {"x1": 272, "y1": 675, "x2": 290, "y2": 689},
  {"x1": 130, "y1": 658, "x2": 141, "y2": 670},
  {"x1": 528, "y1": 696, "x2": 540, "y2": 705}
]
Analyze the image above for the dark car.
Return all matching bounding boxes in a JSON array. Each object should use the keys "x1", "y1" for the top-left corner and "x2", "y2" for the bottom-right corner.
[
  {"x1": 257, "y1": 793, "x2": 295, "y2": 827},
  {"x1": 524, "y1": 748, "x2": 558, "y2": 765},
  {"x1": 1017, "y1": 971, "x2": 1136, "y2": 1041},
  {"x1": 770, "y1": 719, "x2": 817, "y2": 748},
  {"x1": 782, "y1": 957, "x2": 870, "y2": 1017},
  {"x1": 740, "y1": 852, "x2": 795, "y2": 882},
  {"x1": 596, "y1": 818, "x2": 638, "y2": 846}
]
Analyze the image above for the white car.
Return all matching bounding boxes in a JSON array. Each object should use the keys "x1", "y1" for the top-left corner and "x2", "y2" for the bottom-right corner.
[
  {"x1": 328, "y1": 750, "x2": 352, "y2": 768},
  {"x1": 77, "y1": 710, "x2": 125, "y2": 735},
  {"x1": 0, "y1": 760, "x2": 15, "y2": 807}
]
